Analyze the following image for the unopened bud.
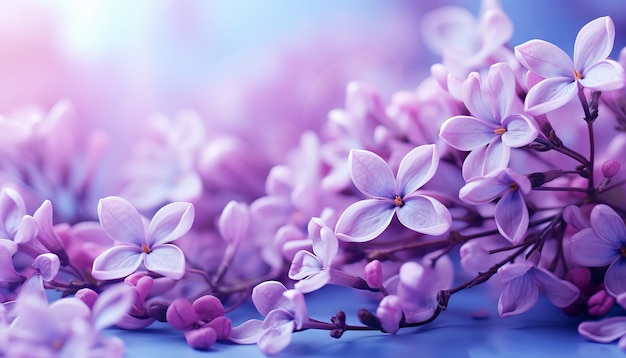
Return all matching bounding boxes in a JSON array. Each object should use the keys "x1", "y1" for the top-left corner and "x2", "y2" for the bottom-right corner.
[
  {"x1": 364, "y1": 260, "x2": 383, "y2": 288},
  {"x1": 602, "y1": 160, "x2": 620, "y2": 178}
]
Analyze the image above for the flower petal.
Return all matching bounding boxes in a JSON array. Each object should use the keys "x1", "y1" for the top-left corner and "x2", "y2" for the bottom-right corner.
[
  {"x1": 218, "y1": 201, "x2": 249, "y2": 245},
  {"x1": 335, "y1": 200, "x2": 395, "y2": 242},
  {"x1": 515, "y1": 39, "x2": 574, "y2": 78},
  {"x1": 439, "y1": 115, "x2": 497, "y2": 151},
  {"x1": 376, "y1": 295, "x2": 403, "y2": 334},
  {"x1": 348, "y1": 149, "x2": 396, "y2": 199},
  {"x1": 495, "y1": 189, "x2": 529, "y2": 243},
  {"x1": 501, "y1": 114, "x2": 538, "y2": 147},
  {"x1": 0, "y1": 244, "x2": 22, "y2": 284},
  {"x1": 98, "y1": 196, "x2": 146, "y2": 245},
  {"x1": 258, "y1": 310, "x2": 294, "y2": 356},
  {"x1": 283, "y1": 290, "x2": 307, "y2": 329},
  {"x1": 294, "y1": 270, "x2": 329, "y2": 293},
  {"x1": 92, "y1": 246, "x2": 143, "y2": 280},
  {"x1": 461, "y1": 145, "x2": 487, "y2": 181},
  {"x1": 396, "y1": 144, "x2": 439, "y2": 195},
  {"x1": 397, "y1": 194, "x2": 451, "y2": 236},
  {"x1": 252, "y1": 281, "x2": 289, "y2": 317},
  {"x1": 144, "y1": 244, "x2": 186, "y2": 280},
  {"x1": 574, "y1": 16, "x2": 615, "y2": 71},
  {"x1": 482, "y1": 139, "x2": 510, "y2": 175},
  {"x1": 590, "y1": 204, "x2": 626, "y2": 246},
  {"x1": 604, "y1": 258, "x2": 626, "y2": 297},
  {"x1": 92, "y1": 284, "x2": 135, "y2": 331},
  {"x1": 315, "y1": 226, "x2": 338, "y2": 267},
  {"x1": 569, "y1": 228, "x2": 618, "y2": 267},
  {"x1": 288, "y1": 250, "x2": 322, "y2": 280},
  {"x1": 462, "y1": 72, "x2": 494, "y2": 123},
  {"x1": 32, "y1": 253, "x2": 60, "y2": 282},
  {"x1": 498, "y1": 273, "x2": 539, "y2": 317},
  {"x1": 488, "y1": 62, "x2": 516, "y2": 121},
  {"x1": 459, "y1": 176, "x2": 507, "y2": 205},
  {"x1": 580, "y1": 59, "x2": 625, "y2": 91},
  {"x1": 524, "y1": 77, "x2": 577, "y2": 115},
  {"x1": 531, "y1": 266, "x2": 580, "y2": 307},
  {"x1": 229, "y1": 319, "x2": 264, "y2": 344},
  {"x1": 579, "y1": 316, "x2": 626, "y2": 343},
  {"x1": 147, "y1": 202, "x2": 195, "y2": 246}
]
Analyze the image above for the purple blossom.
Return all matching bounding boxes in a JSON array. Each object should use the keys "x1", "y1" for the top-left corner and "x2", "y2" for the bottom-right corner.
[
  {"x1": 578, "y1": 293, "x2": 626, "y2": 349},
  {"x1": 439, "y1": 63, "x2": 538, "y2": 180},
  {"x1": 515, "y1": 16, "x2": 625, "y2": 115},
  {"x1": 0, "y1": 187, "x2": 38, "y2": 245},
  {"x1": 498, "y1": 262, "x2": 580, "y2": 317},
  {"x1": 569, "y1": 204, "x2": 626, "y2": 297},
  {"x1": 166, "y1": 295, "x2": 231, "y2": 350},
  {"x1": 229, "y1": 281, "x2": 308, "y2": 355},
  {"x1": 335, "y1": 145, "x2": 451, "y2": 242},
  {"x1": 288, "y1": 218, "x2": 338, "y2": 293},
  {"x1": 92, "y1": 196, "x2": 194, "y2": 280},
  {"x1": 459, "y1": 168, "x2": 531, "y2": 243}
]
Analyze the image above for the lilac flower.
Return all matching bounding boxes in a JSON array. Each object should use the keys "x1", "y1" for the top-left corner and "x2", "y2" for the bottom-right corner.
[
  {"x1": 569, "y1": 204, "x2": 626, "y2": 297},
  {"x1": 0, "y1": 187, "x2": 38, "y2": 244},
  {"x1": 92, "y1": 196, "x2": 194, "y2": 280},
  {"x1": 229, "y1": 281, "x2": 308, "y2": 355},
  {"x1": 288, "y1": 218, "x2": 338, "y2": 293},
  {"x1": 578, "y1": 293, "x2": 626, "y2": 349},
  {"x1": 166, "y1": 295, "x2": 231, "y2": 350},
  {"x1": 335, "y1": 145, "x2": 451, "y2": 242},
  {"x1": 498, "y1": 262, "x2": 580, "y2": 317},
  {"x1": 515, "y1": 16, "x2": 625, "y2": 115},
  {"x1": 459, "y1": 168, "x2": 531, "y2": 243},
  {"x1": 4, "y1": 277, "x2": 133, "y2": 358},
  {"x1": 439, "y1": 63, "x2": 538, "y2": 180}
]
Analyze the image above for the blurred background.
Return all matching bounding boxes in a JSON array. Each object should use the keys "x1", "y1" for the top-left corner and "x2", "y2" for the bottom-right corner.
[{"x1": 1, "y1": 0, "x2": 625, "y2": 164}]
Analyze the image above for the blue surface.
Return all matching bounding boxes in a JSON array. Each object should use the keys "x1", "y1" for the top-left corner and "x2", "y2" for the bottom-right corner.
[{"x1": 107, "y1": 284, "x2": 626, "y2": 357}]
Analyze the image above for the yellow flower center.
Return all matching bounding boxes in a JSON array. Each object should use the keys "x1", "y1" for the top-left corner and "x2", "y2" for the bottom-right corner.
[
  {"x1": 142, "y1": 243, "x2": 152, "y2": 254},
  {"x1": 394, "y1": 195, "x2": 404, "y2": 207},
  {"x1": 494, "y1": 127, "x2": 506, "y2": 135},
  {"x1": 574, "y1": 69, "x2": 583, "y2": 80}
]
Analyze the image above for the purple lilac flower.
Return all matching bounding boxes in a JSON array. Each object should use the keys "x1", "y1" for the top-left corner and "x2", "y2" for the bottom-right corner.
[
  {"x1": 459, "y1": 168, "x2": 531, "y2": 243},
  {"x1": 230, "y1": 281, "x2": 308, "y2": 355},
  {"x1": 578, "y1": 293, "x2": 626, "y2": 349},
  {"x1": 335, "y1": 145, "x2": 451, "y2": 242},
  {"x1": 498, "y1": 262, "x2": 580, "y2": 317},
  {"x1": 288, "y1": 218, "x2": 338, "y2": 293},
  {"x1": 515, "y1": 16, "x2": 625, "y2": 115},
  {"x1": 0, "y1": 186, "x2": 38, "y2": 245},
  {"x1": 439, "y1": 63, "x2": 538, "y2": 180},
  {"x1": 569, "y1": 204, "x2": 626, "y2": 297},
  {"x1": 166, "y1": 295, "x2": 231, "y2": 350},
  {"x1": 91, "y1": 196, "x2": 194, "y2": 281}
]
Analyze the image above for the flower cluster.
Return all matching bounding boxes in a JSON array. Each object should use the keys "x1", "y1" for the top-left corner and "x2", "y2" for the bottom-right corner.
[{"x1": 3, "y1": 1, "x2": 626, "y2": 356}]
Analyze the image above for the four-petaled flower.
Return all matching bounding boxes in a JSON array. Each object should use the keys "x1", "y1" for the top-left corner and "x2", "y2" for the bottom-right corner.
[
  {"x1": 459, "y1": 168, "x2": 531, "y2": 243},
  {"x1": 498, "y1": 262, "x2": 580, "y2": 317},
  {"x1": 569, "y1": 204, "x2": 626, "y2": 297},
  {"x1": 515, "y1": 16, "x2": 625, "y2": 115},
  {"x1": 92, "y1": 196, "x2": 194, "y2": 280},
  {"x1": 335, "y1": 145, "x2": 451, "y2": 242},
  {"x1": 229, "y1": 281, "x2": 308, "y2": 356},
  {"x1": 439, "y1": 62, "x2": 538, "y2": 180}
]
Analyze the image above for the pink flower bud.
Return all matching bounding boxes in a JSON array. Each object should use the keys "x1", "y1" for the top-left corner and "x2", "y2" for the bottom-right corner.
[
  {"x1": 364, "y1": 260, "x2": 383, "y2": 288},
  {"x1": 376, "y1": 295, "x2": 402, "y2": 334},
  {"x1": 587, "y1": 289, "x2": 615, "y2": 317},
  {"x1": 602, "y1": 159, "x2": 620, "y2": 178},
  {"x1": 166, "y1": 298, "x2": 198, "y2": 330},
  {"x1": 75, "y1": 288, "x2": 99, "y2": 309},
  {"x1": 204, "y1": 316, "x2": 232, "y2": 340},
  {"x1": 184, "y1": 326, "x2": 217, "y2": 350},
  {"x1": 192, "y1": 295, "x2": 225, "y2": 322}
]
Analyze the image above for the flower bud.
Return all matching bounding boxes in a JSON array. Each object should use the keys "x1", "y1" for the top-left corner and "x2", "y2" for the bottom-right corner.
[
  {"x1": 204, "y1": 316, "x2": 232, "y2": 340},
  {"x1": 75, "y1": 288, "x2": 99, "y2": 309},
  {"x1": 184, "y1": 326, "x2": 217, "y2": 350},
  {"x1": 602, "y1": 159, "x2": 620, "y2": 178},
  {"x1": 166, "y1": 298, "x2": 198, "y2": 330},
  {"x1": 364, "y1": 260, "x2": 383, "y2": 288},
  {"x1": 376, "y1": 295, "x2": 403, "y2": 334},
  {"x1": 192, "y1": 295, "x2": 225, "y2": 322}
]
